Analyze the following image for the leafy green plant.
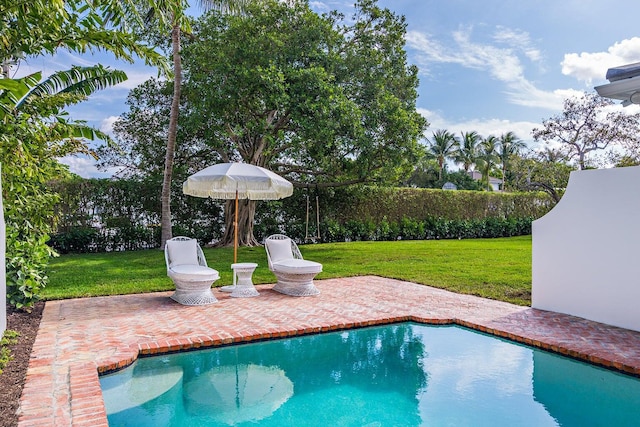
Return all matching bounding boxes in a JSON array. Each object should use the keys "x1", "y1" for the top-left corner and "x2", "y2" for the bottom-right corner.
[
  {"x1": 1, "y1": 67, "x2": 128, "y2": 310},
  {"x1": 0, "y1": 330, "x2": 19, "y2": 375},
  {"x1": 48, "y1": 227, "x2": 99, "y2": 254}
]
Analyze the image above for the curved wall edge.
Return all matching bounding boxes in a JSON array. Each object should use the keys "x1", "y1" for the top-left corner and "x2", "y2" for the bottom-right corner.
[{"x1": 532, "y1": 166, "x2": 640, "y2": 332}]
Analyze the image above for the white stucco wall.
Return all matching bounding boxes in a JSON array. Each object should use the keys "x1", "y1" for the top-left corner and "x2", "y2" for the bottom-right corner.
[{"x1": 532, "y1": 166, "x2": 640, "y2": 332}]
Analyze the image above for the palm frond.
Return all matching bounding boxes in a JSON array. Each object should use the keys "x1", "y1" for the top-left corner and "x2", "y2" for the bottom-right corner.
[
  {"x1": 28, "y1": 65, "x2": 127, "y2": 99},
  {"x1": 49, "y1": 119, "x2": 117, "y2": 157},
  {"x1": 10, "y1": 66, "x2": 127, "y2": 115},
  {"x1": 0, "y1": 72, "x2": 41, "y2": 121}
]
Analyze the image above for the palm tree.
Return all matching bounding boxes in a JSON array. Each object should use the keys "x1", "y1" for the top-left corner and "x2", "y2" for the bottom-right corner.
[
  {"x1": 427, "y1": 129, "x2": 458, "y2": 180},
  {"x1": 0, "y1": 1, "x2": 167, "y2": 74},
  {"x1": 0, "y1": 65, "x2": 128, "y2": 309},
  {"x1": 454, "y1": 131, "x2": 480, "y2": 173},
  {"x1": 539, "y1": 146, "x2": 567, "y2": 163},
  {"x1": 497, "y1": 131, "x2": 526, "y2": 191},
  {"x1": 476, "y1": 135, "x2": 500, "y2": 191},
  {"x1": 0, "y1": 65, "x2": 127, "y2": 144},
  {"x1": 153, "y1": 0, "x2": 255, "y2": 249}
]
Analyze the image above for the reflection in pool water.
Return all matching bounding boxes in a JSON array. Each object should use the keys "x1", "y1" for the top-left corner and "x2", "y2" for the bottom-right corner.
[
  {"x1": 100, "y1": 323, "x2": 640, "y2": 426},
  {"x1": 183, "y1": 364, "x2": 293, "y2": 424}
]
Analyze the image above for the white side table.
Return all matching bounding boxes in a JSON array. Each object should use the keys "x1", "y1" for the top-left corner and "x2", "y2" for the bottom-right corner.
[{"x1": 230, "y1": 262, "x2": 259, "y2": 298}]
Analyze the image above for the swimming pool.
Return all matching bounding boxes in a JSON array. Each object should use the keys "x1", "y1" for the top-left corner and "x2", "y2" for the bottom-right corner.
[{"x1": 100, "y1": 323, "x2": 640, "y2": 426}]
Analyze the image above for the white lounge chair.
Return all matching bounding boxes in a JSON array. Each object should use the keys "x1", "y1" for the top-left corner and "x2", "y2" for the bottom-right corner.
[
  {"x1": 165, "y1": 236, "x2": 220, "y2": 305},
  {"x1": 265, "y1": 234, "x2": 322, "y2": 296}
]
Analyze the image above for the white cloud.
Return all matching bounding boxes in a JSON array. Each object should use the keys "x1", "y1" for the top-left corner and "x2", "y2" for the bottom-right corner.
[
  {"x1": 112, "y1": 68, "x2": 158, "y2": 90},
  {"x1": 309, "y1": 1, "x2": 330, "y2": 11},
  {"x1": 562, "y1": 37, "x2": 640, "y2": 83},
  {"x1": 58, "y1": 155, "x2": 120, "y2": 178},
  {"x1": 57, "y1": 50, "x2": 97, "y2": 67},
  {"x1": 505, "y1": 82, "x2": 580, "y2": 110},
  {"x1": 406, "y1": 31, "x2": 457, "y2": 69},
  {"x1": 451, "y1": 27, "x2": 526, "y2": 81},
  {"x1": 100, "y1": 116, "x2": 120, "y2": 135},
  {"x1": 406, "y1": 26, "x2": 561, "y2": 111},
  {"x1": 608, "y1": 102, "x2": 640, "y2": 115},
  {"x1": 493, "y1": 26, "x2": 543, "y2": 63}
]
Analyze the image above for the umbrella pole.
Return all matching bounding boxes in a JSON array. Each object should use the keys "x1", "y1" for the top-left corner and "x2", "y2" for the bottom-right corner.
[{"x1": 234, "y1": 189, "x2": 238, "y2": 264}]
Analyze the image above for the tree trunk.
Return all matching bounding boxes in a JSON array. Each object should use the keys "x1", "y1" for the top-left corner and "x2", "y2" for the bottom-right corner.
[
  {"x1": 160, "y1": 23, "x2": 182, "y2": 249},
  {"x1": 502, "y1": 165, "x2": 506, "y2": 191},
  {"x1": 217, "y1": 199, "x2": 260, "y2": 248}
]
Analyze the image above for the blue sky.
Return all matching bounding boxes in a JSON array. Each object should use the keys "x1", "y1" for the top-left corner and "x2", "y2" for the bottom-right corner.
[{"x1": 14, "y1": 0, "x2": 640, "y2": 177}]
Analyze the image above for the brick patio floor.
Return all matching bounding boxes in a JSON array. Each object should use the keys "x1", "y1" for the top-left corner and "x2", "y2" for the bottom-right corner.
[{"x1": 17, "y1": 276, "x2": 640, "y2": 426}]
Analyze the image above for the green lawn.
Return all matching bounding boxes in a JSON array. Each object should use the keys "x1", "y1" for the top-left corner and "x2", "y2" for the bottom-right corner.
[{"x1": 45, "y1": 235, "x2": 533, "y2": 305}]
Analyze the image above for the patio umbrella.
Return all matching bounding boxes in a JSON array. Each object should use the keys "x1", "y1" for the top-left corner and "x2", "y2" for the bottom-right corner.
[
  {"x1": 183, "y1": 364, "x2": 294, "y2": 424},
  {"x1": 183, "y1": 162, "x2": 293, "y2": 263}
]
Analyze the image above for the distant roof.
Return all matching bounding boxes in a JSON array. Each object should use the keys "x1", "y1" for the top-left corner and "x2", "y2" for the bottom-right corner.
[
  {"x1": 606, "y1": 62, "x2": 640, "y2": 82},
  {"x1": 442, "y1": 182, "x2": 457, "y2": 190}
]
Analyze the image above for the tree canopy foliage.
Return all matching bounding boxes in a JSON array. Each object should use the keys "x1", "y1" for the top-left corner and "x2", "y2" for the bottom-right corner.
[
  {"x1": 0, "y1": 1, "x2": 168, "y2": 309},
  {"x1": 532, "y1": 92, "x2": 640, "y2": 170},
  {"x1": 509, "y1": 150, "x2": 575, "y2": 203},
  {"x1": 102, "y1": 0, "x2": 427, "y2": 246},
  {"x1": 181, "y1": 0, "x2": 427, "y2": 186},
  {"x1": 96, "y1": 78, "x2": 219, "y2": 179},
  {"x1": 0, "y1": 0, "x2": 167, "y2": 72}
]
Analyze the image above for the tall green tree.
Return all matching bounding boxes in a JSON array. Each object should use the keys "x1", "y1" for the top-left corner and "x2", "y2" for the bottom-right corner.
[
  {"x1": 532, "y1": 92, "x2": 640, "y2": 170},
  {"x1": 96, "y1": 78, "x2": 220, "y2": 179},
  {"x1": 427, "y1": 129, "x2": 458, "y2": 180},
  {"x1": 509, "y1": 150, "x2": 574, "y2": 203},
  {"x1": 0, "y1": 1, "x2": 166, "y2": 309},
  {"x1": 180, "y1": 0, "x2": 426, "y2": 246},
  {"x1": 476, "y1": 135, "x2": 500, "y2": 191},
  {"x1": 454, "y1": 131, "x2": 480, "y2": 172},
  {"x1": 1, "y1": 67, "x2": 127, "y2": 310},
  {"x1": 404, "y1": 156, "x2": 440, "y2": 188},
  {"x1": 497, "y1": 131, "x2": 525, "y2": 191},
  {"x1": 142, "y1": 0, "x2": 255, "y2": 249}
]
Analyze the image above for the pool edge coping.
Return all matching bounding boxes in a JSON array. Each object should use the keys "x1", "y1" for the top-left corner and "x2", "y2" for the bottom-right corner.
[
  {"x1": 17, "y1": 277, "x2": 640, "y2": 426},
  {"x1": 97, "y1": 315, "x2": 640, "y2": 378}
]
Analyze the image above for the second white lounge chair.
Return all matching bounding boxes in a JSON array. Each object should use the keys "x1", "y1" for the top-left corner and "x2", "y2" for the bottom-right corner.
[
  {"x1": 265, "y1": 234, "x2": 322, "y2": 296},
  {"x1": 165, "y1": 236, "x2": 220, "y2": 305}
]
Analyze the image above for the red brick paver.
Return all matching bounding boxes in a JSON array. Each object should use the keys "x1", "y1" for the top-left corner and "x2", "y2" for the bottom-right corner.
[{"x1": 17, "y1": 276, "x2": 640, "y2": 426}]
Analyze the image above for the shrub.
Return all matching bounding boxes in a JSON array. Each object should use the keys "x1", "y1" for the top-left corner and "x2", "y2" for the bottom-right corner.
[
  {"x1": 48, "y1": 227, "x2": 99, "y2": 254},
  {"x1": 0, "y1": 330, "x2": 19, "y2": 374},
  {"x1": 49, "y1": 178, "x2": 551, "y2": 251}
]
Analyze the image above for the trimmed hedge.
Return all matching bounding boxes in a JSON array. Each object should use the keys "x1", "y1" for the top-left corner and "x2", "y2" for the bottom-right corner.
[
  {"x1": 48, "y1": 179, "x2": 553, "y2": 252},
  {"x1": 320, "y1": 216, "x2": 533, "y2": 242},
  {"x1": 318, "y1": 186, "x2": 551, "y2": 223},
  {"x1": 48, "y1": 177, "x2": 221, "y2": 253}
]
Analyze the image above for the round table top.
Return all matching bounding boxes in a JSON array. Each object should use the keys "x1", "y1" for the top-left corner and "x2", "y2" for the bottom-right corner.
[{"x1": 231, "y1": 262, "x2": 258, "y2": 269}]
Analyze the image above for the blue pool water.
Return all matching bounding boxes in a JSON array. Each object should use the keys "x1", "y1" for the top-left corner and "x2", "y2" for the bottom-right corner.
[{"x1": 100, "y1": 323, "x2": 640, "y2": 426}]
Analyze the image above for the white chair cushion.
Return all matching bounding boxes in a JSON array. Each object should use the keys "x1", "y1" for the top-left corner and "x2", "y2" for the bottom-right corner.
[
  {"x1": 267, "y1": 238, "x2": 294, "y2": 263},
  {"x1": 272, "y1": 259, "x2": 322, "y2": 274},
  {"x1": 167, "y1": 239, "x2": 198, "y2": 267},
  {"x1": 169, "y1": 264, "x2": 219, "y2": 281}
]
